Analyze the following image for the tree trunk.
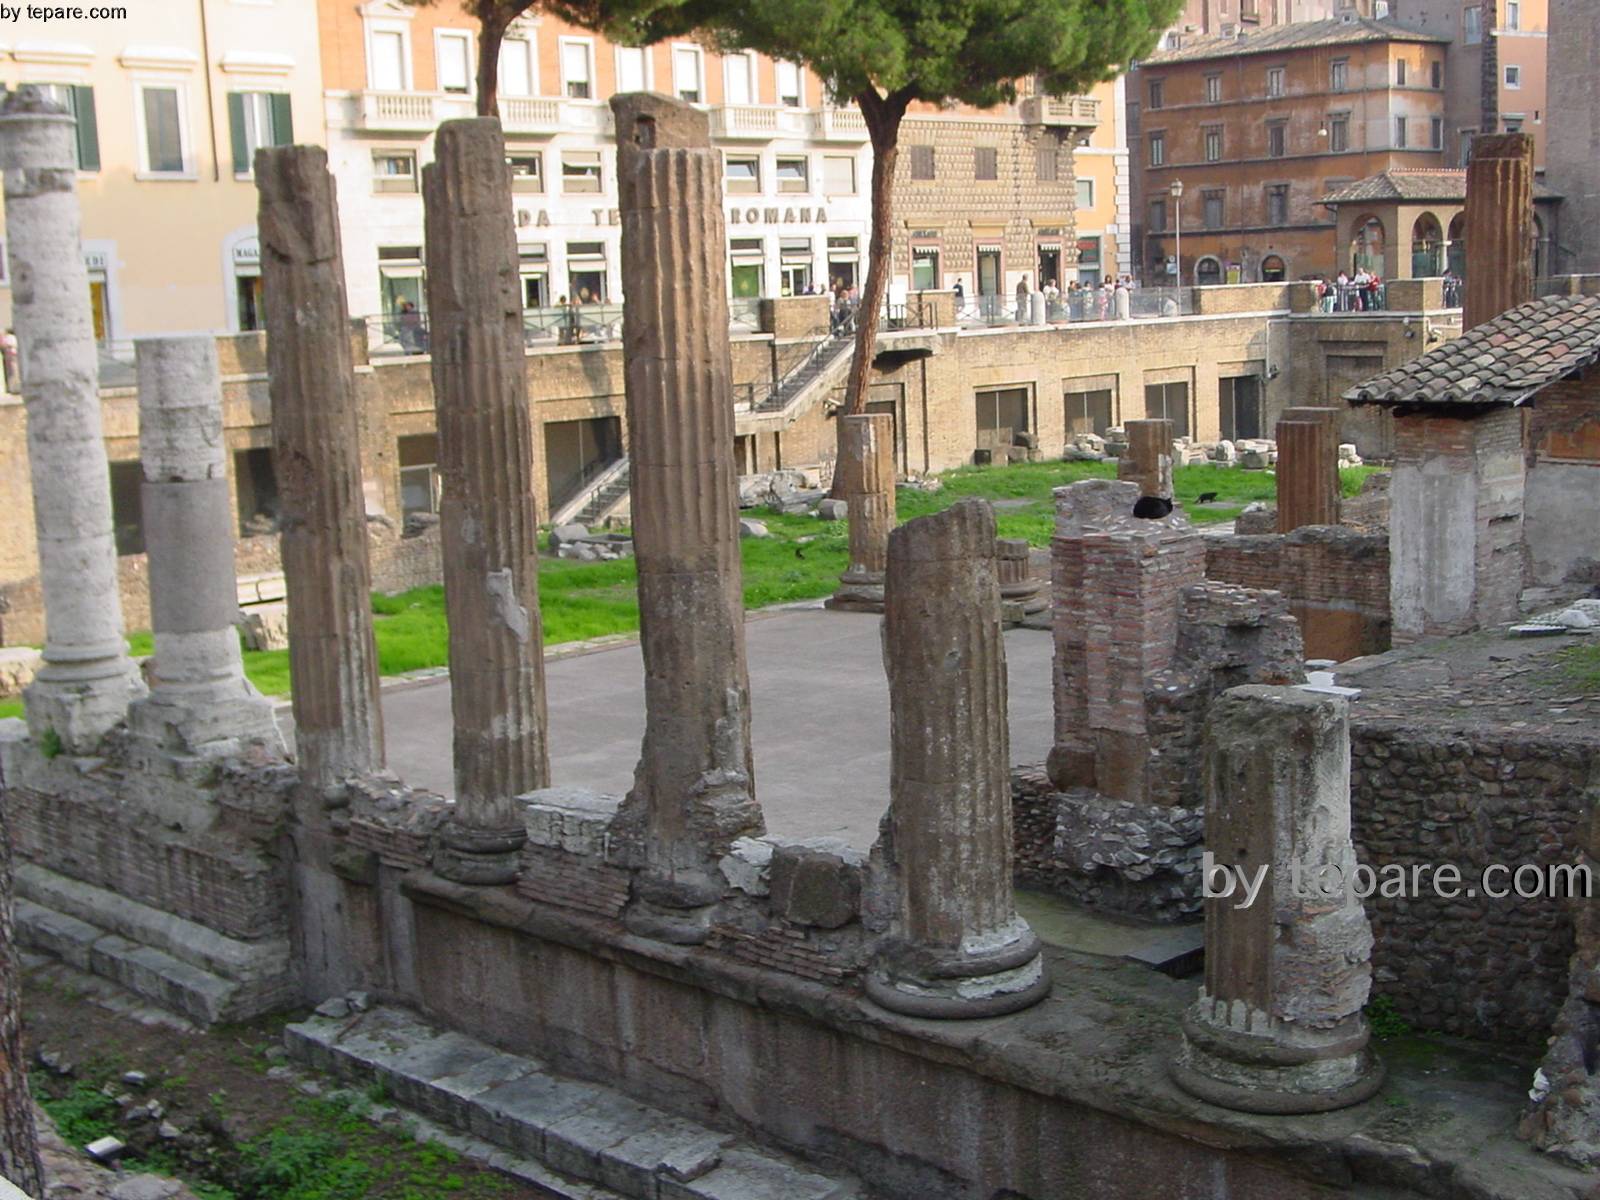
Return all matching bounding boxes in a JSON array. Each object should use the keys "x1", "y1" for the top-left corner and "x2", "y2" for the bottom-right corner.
[
  {"x1": 830, "y1": 87, "x2": 909, "y2": 497},
  {"x1": 476, "y1": 13, "x2": 507, "y2": 118},
  {"x1": 0, "y1": 795, "x2": 44, "y2": 1198}
]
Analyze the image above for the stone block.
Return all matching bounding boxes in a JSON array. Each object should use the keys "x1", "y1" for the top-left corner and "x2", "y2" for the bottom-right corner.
[
  {"x1": 738, "y1": 519, "x2": 770, "y2": 539},
  {"x1": 0, "y1": 645, "x2": 41, "y2": 697},
  {"x1": 549, "y1": 523, "x2": 590, "y2": 549},
  {"x1": 817, "y1": 498, "x2": 848, "y2": 521},
  {"x1": 238, "y1": 602, "x2": 289, "y2": 651},
  {"x1": 767, "y1": 839, "x2": 862, "y2": 929},
  {"x1": 521, "y1": 787, "x2": 620, "y2": 856}
]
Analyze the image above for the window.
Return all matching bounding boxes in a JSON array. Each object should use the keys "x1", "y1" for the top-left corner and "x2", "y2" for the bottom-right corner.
[
  {"x1": 1219, "y1": 376, "x2": 1261, "y2": 441},
  {"x1": 1464, "y1": 6, "x2": 1482, "y2": 44},
  {"x1": 673, "y1": 45, "x2": 703, "y2": 102},
  {"x1": 974, "y1": 146, "x2": 998, "y2": 181},
  {"x1": 519, "y1": 245, "x2": 549, "y2": 309},
  {"x1": 1431, "y1": 117, "x2": 1443, "y2": 149},
  {"x1": 1431, "y1": 60, "x2": 1442, "y2": 89},
  {"x1": 1143, "y1": 381, "x2": 1189, "y2": 438},
  {"x1": 566, "y1": 242, "x2": 607, "y2": 302},
  {"x1": 776, "y1": 156, "x2": 808, "y2": 193},
  {"x1": 1148, "y1": 78, "x2": 1164, "y2": 109},
  {"x1": 1395, "y1": 59, "x2": 1406, "y2": 87},
  {"x1": 500, "y1": 37, "x2": 534, "y2": 97},
  {"x1": 1065, "y1": 388, "x2": 1114, "y2": 437},
  {"x1": 1459, "y1": 128, "x2": 1476, "y2": 166},
  {"x1": 1504, "y1": 65, "x2": 1521, "y2": 89},
  {"x1": 139, "y1": 84, "x2": 187, "y2": 175},
  {"x1": 1036, "y1": 145, "x2": 1058, "y2": 182},
  {"x1": 1202, "y1": 189, "x2": 1224, "y2": 229},
  {"x1": 725, "y1": 153, "x2": 760, "y2": 194},
  {"x1": 1204, "y1": 126, "x2": 1222, "y2": 162},
  {"x1": 822, "y1": 154, "x2": 856, "y2": 194},
  {"x1": 228, "y1": 92, "x2": 292, "y2": 175},
  {"x1": 724, "y1": 53, "x2": 754, "y2": 105},
  {"x1": 374, "y1": 150, "x2": 417, "y2": 193},
  {"x1": 398, "y1": 435, "x2": 441, "y2": 518},
  {"x1": 1268, "y1": 121, "x2": 1286, "y2": 158},
  {"x1": 507, "y1": 154, "x2": 543, "y2": 193},
  {"x1": 1329, "y1": 114, "x2": 1349, "y2": 152},
  {"x1": 910, "y1": 144, "x2": 935, "y2": 180},
  {"x1": 437, "y1": 30, "x2": 472, "y2": 94},
  {"x1": 1394, "y1": 115, "x2": 1407, "y2": 148},
  {"x1": 370, "y1": 28, "x2": 406, "y2": 90},
  {"x1": 615, "y1": 45, "x2": 647, "y2": 93},
  {"x1": 1148, "y1": 196, "x2": 1167, "y2": 233},
  {"x1": 729, "y1": 238, "x2": 763, "y2": 298},
  {"x1": 776, "y1": 61, "x2": 802, "y2": 107},
  {"x1": 1149, "y1": 131, "x2": 1165, "y2": 166},
  {"x1": 1266, "y1": 183, "x2": 1288, "y2": 226},
  {"x1": 1330, "y1": 59, "x2": 1348, "y2": 92},
  {"x1": 36, "y1": 84, "x2": 99, "y2": 171},
  {"x1": 1266, "y1": 67, "x2": 1285, "y2": 98},
  {"x1": 780, "y1": 237, "x2": 812, "y2": 295},
  {"x1": 975, "y1": 386, "x2": 1031, "y2": 450},
  {"x1": 561, "y1": 150, "x2": 602, "y2": 193},
  {"x1": 562, "y1": 39, "x2": 594, "y2": 99},
  {"x1": 1205, "y1": 73, "x2": 1221, "y2": 103},
  {"x1": 1505, "y1": 0, "x2": 1520, "y2": 30},
  {"x1": 1076, "y1": 178, "x2": 1094, "y2": 208},
  {"x1": 1504, "y1": 116, "x2": 1524, "y2": 133},
  {"x1": 911, "y1": 245, "x2": 940, "y2": 291}
]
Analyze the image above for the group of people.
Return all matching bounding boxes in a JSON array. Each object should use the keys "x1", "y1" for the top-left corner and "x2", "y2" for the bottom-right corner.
[
  {"x1": 1313, "y1": 268, "x2": 1386, "y2": 313},
  {"x1": 826, "y1": 278, "x2": 860, "y2": 332},
  {"x1": 1001, "y1": 273, "x2": 1139, "y2": 323}
]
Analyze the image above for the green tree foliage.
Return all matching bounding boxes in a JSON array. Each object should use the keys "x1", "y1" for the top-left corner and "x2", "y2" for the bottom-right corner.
[{"x1": 617, "y1": 0, "x2": 1184, "y2": 427}]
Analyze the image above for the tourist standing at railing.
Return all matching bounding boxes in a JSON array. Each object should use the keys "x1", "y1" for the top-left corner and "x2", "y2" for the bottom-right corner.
[
  {"x1": 1114, "y1": 276, "x2": 1131, "y2": 322},
  {"x1": 953, "y1": 277, "x2": 965, "y2": 310},
  {"x1": 1015, "y1": 275, "x2": 1031, "y2": 321},
  {"x1": 397, "y1": 299, "x2": 425, "y2": 354},
  {"x1": 1352, "y1": 267, "x2": 1371, "y2": 312},
  {"x1": 1042, "y1": 278, "x2": 1060, "y2": 321}
]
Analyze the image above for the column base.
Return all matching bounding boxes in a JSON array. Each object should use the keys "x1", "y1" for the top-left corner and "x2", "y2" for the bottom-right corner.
[
  {"x1": 866, "y1": 925, "x2": 1051, "y2": 1019},
  {"x1": 126, "y1": 682, "x2": 283, "y2": 758},
  {"x1": 825, "y1": 570, "x2": 886, "y2": 614},
  {"x1": 24, "y1": 658, "x2": 146, "y2": 754},
  {"x1": 433, "y1": 819, "x2": 527, "y2": 886},
  {"x1": 1169, "y1": 998, "x2": 1385, "y2": 1114},
  {"x1": 622, "y1": 869, "x2": 724, "y2": 945},
  {"x1": 999, "y1": 584, "x2": 1048, "y2": 615}
]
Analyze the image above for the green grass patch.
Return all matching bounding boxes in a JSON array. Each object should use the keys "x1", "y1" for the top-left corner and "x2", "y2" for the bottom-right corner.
[
  {"x1": 1556, "y1": 642, "x2": 1600, "y2": 693},
  {"x1": 38, "y1": 1081, "x2": 120, "y2": 1147}
]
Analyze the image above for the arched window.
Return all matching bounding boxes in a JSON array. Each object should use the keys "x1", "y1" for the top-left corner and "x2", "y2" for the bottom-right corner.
[
  {"x1": 1411, "y1": 213, "x2": 1444, "y2": 277},
  {"x1": 1195, "y1": 256, "x2": 1223, "y2": 287},
  {"x1": 1260, "y1": 254, "x2": 1287, "y2": 282}
]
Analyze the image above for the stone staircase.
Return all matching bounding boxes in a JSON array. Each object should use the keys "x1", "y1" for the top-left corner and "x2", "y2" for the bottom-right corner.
[
  {"x1": 573, "y1": 459, "x2": 632, "y2": 526},
  {"x1": 286, "y1": 1004, "x2": 867, "y2": 1200},
  {"x1": 750, "y1": 328, "x2": 855, "y2": 417}
]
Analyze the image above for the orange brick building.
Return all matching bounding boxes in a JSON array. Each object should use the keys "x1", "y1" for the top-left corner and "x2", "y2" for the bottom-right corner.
[{"x1": 1131, "y1": 17, "x2": 1450, "y2": 284}]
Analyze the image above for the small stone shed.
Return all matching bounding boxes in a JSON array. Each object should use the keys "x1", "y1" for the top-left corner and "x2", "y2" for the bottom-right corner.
[{"x1": 1345, "y1": 293, "x2": 1600, "y2": 639}]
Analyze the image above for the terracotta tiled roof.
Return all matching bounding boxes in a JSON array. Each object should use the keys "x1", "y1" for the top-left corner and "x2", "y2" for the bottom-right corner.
[
  {"x1": 1345, "y1": 295, "x2": 1600, "y2": 409},
  {"x1": 1321, "y1": 168, "x2": 1562, "y2": 206},
  {"x1": 1142, "y1": 16, "x2": 1447, "y2": 66}
]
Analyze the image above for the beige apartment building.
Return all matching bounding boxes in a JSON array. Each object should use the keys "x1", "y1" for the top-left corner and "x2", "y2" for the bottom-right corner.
[{"x1": 0, "y1": 0, "x2": 326, "y2": 345}]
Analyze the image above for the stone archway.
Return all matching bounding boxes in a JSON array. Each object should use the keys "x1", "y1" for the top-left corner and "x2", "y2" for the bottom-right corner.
[
  {"x1": 1195, "y1": 255, "x2": 1223, "y2": 287},
  {"x1": 1447, "y1": 213, "x2": 1467, "y2": 280},
  {"x1": 1410, "y1": 213, "x2": 1445, "y2": 278},
  {"x1": 1260, "y1": 254, "x2": 1287, "y2": 282}
]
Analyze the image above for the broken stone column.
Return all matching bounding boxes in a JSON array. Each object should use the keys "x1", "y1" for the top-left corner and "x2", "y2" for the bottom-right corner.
[
  {"x1": 996, "y1": 537, "x2": 1045, "y2": 618},
  {"x1": 868, "y1": 499, "x2": 1049, "y2": 1018},
  {"x1": 257, "y1": 145, "x2": 385, "y2": 792},
  {"x1": 1275, "y1": 406, "x2": 1341, "y2": 532},
  {"x1": 826, "y1": 412, "x2": 896, "y2": 613},
  {"x1": 1464, "y1": 133, "x2": 1534, "y2": 331},
  {"x1": 0, "y1": 88, "x2": 143, "y2": 751},
  {"x1": 422, "y1": 118, "x2": 548, "y2": 884},
  {"x1": 1116, "y1": 418, "x2": 1174, "y2": 500},
  {"x1": 610, "y1": 93, "x2": 763, "y2": 943},
  {"x1": 126, "y1": 336, "x2": 280, "y2": 758},
  {"x1": 1171, "y1": 685, "x2": 1383, "y2": 1114}
]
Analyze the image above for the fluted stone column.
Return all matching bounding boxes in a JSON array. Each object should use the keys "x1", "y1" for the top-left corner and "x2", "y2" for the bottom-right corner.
[
  {"x1": 868, "y1": 499, "x2": 1049, "y2": 1018},
  {"x1": 996, "y1": 537, "x2": 1045, "y2": 616},
  {"x1": 256, "y1": 146, "x2": 385, "y2": 794},
  {"x1": 1464, "y1": 133, "x2": 1534, "y2": 330},
  {"x1": 1117, "y1": 418, "x2": 1174, "y2": 500},
  {"x1": 1275, "y1": 406, "x2": 1341, "y2": 532},
  {"x1": 126, "y1": 336, "x2": 280, "y2": 759},
  {"x1": 1171, "y1": 686, "x2": 1383, "y2": 1113},
  {"x1": 611, "y1": 94, "x2": 763, "y2": 943},
  {"x1": 826, "y1": 413, "x2": 896, "y2": 613},
  {"x1": 1, "y1": 88, "x2": 143, "y2": 751},
  {"x1": 423, "y1": 118, "x2": 548, "y2": 884}
]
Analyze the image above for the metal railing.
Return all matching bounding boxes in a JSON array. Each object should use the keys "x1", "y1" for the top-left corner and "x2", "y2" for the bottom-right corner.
[
  {"x1": 737, "y1": 311, "x2": 857, "y2": 414},
  {"x1": 955, "y1": 287, "x2": 1194, "y2": 327},
  {"x1": 1310, "y1": 283, "x2": 1390, "y2": 314}
]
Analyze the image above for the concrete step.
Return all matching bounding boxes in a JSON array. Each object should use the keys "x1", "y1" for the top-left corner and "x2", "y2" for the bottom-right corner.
[
  {"x1": 285, "y1": 1005, "x2": 865, "y2": 1200},
  {"x1": 15, "y1": 899, "x2": 239, "y2": 1024}
]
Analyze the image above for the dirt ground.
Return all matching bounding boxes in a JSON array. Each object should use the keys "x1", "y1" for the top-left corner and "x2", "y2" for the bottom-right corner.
[{"x1": 18, "y1": 958, "x2": 555, "y2": 1200}]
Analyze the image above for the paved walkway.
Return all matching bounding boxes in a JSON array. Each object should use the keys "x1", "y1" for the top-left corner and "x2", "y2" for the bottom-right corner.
[{"x1": 372, "y1": 605, "x2": 1054, "y2": 849}]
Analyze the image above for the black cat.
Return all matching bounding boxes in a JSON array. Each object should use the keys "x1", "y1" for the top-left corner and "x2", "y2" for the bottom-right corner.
[{"x1": 1132, "y1": 495, "x2": 1174, "y2": 519}]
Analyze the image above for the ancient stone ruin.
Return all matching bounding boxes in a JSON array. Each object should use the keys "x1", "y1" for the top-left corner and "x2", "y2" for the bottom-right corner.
[{"x1": 827, "y1": 412, "x2": 896, "y2": 613}]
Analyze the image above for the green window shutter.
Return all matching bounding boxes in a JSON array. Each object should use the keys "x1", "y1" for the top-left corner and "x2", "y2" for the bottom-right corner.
[
  {"x1": 227, "y1": 92, "x2": 248, "y2": 175},
  {"x1": 269, "y1": 92, "x2": 293, "y2": 146},
  {"x1": 71, "y1": 85, "x2": 99, "y2": 171}
]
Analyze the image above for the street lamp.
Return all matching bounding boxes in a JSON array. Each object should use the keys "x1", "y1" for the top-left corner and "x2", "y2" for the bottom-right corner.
[{"x1": 1170, "y1": 179, "x2": 1184, "y2": 287}]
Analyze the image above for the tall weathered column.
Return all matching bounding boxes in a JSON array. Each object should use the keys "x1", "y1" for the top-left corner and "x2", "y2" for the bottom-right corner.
[
  {"x1": 1464, "y1": 133, "x2": 1535, "y2": 330},
  {"x1": 1275, "y1": 406, "x2": 1341, "y2": 532},
  {"x1": 826, "y1": 412, "x2": 896, "y2": 613},
  {"x1": 1171, "y1": 685, "x2": 1383, "y2": 1113},
  {"x1": 126, "y1": 336, "x2": 281, "y2": 758},
  {"x1": 423, "y1": 118, "x2": 549, "y2": 884},
  {"x1": 257, "y1": 146, "x2": 385, "y2": 793},
  {"x1": 868, "y1": 499, "x2": 1049, "y2": 1018},
  {"x1": 1117, "y1": 418, "x2": 1174, "y2": 500},
  {"x1": 611, "y1": 94, "x2": 763, "y2": 943},
  {"x1": 1, "y1": 88, "x2": 143, "y2": 751}
]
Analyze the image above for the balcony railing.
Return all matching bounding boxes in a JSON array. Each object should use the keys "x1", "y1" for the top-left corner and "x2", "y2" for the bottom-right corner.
[
  {"x1": 709, "y1": 104, "x2": 816, "y2": 140},
  {"x1": 499, "y1": 96, "x2": 562, "y2": 134},
  {"x1": 354, "y1": 91, "x2": 610, "y2": 136},
  {"x1": 1019, "y1": 95, "x2": 1101, "y2": 129},
  {"x1": 814, "y1": 107, "x2": 869, "y2": 141}
]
